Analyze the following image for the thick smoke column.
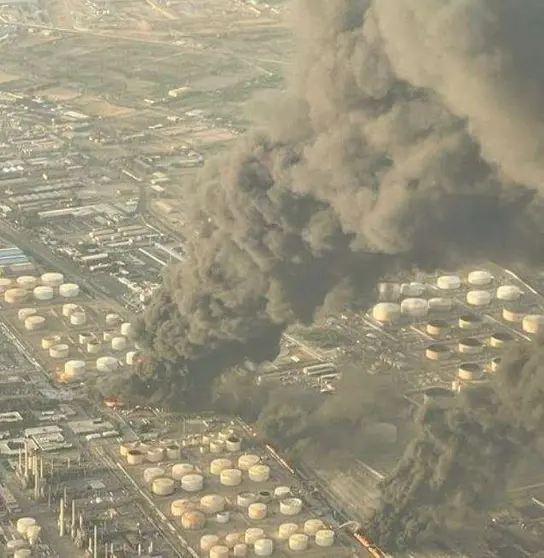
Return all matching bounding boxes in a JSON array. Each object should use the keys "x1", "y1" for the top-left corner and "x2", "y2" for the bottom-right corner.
[{"x1": 125, "y1": 0, "x2": 544, "y2": 408}]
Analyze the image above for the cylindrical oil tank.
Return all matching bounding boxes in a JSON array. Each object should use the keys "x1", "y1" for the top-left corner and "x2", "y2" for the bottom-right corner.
[
  {"x1": 216, "y1": 511, "x2": 230, "y2": 524},
  {"x1": 425, "y1": 344, "x2": 450, "y2": 361},
  {"x1": 274, "y1": 486, "x2": 291, "y2": 499},
  {"x1": 119, "y1": 442, "x2": 138, "y2": 457},
  {"x1": 111, "y1": 336, "x2": 127, "y2": 351},
  {"x1": 458, "y1": 314, "x2": 482, "y2": 330},
  {"x1": 280, "y1": 498, "x2": 303, "y2": 516},
  {"x1": 315, "y1": 529, "x2": 335, "y2": 548},
  {"x1": 428, "y1": 297, "x2": 454, "y2": 312},
  {"x1": 248, "y1": 503, "x2": 267, "y2": 520},
  {"x1": 200, "y1": 535, "x2": 221, "y2": 552},
  {"x1": 59, "y1": 283, "x2": 80, "y2": 298},
  {"x1": 502, "y1": 307, "x2": 524, "y2": 323},
  {"x1": 41, "y1": 335, "x2": 60, "y2": 349},
  {"x1": 126, "y1": 350, "x2": 138, "y2": 365},
  {"x1": 172, "y1": 463, "x2": 195, "y2": 480},
  {"x1": 200, "y1": 494, "x2": 226, "y2": 514},
  {"x1": 278, "y1": 523, "x2": 298, "y2": 540},
  {"x1": 181, "y1": 474, "x2": 204, "y2": 492},
  {"x1": 166, "y1": 444, "x2": 181, "y2": 460},
  {"x1": 79, "y1": 332, "x2": 94, "y2": 345},
  {"x1": 87, "y1": 340, "x2": 101, "y2": 354},
  {"x1": 64, "y1": 360, "x2": 86, "y2": 379},
  {"x1": 257, "y1": 490, "x2": 272, "y2": 503},
  {"x1": 63, "y1": 304, "x2": 80, "y2": 317},
  {"x1": 105, "y1": 313, "x2": 122, "y2": 327},
  {"x1": 103, "y1": 331, "x2": 114, "y2": 342},
  {"x1": 220, "y1": 468, "x2": 243, "y2": 487},
  {"x1": 377, "y1": 282, "x2": 400, "y2": 302},
  {"x1": 254, "y1": 538, "x2": 274, "y2": 557},
  {"x1": 289, "y1": 533, "x2": 309, "y2": 551},
  {"x1": 41, "y1": 272, "x2": 64, "y2": 287},
  {"x1": 120, "y1": 322, "x2": 132, "y2": 336},
  {"x1": 209, "y1": 546, "x2": 229, "y2": 558},
  {"x1": 225, "y1": 436, "x2": 242, "y2": 452},
  {"x1": 400, "y1": 298, "x2": 429, "y2": 319},
  {"x1": 209, "y1": 440, "x2": 225, "y2": 454},
  {"x1": 426, "y1": 320, "x2": 450, "y2": 337},
  {"x1": 400, "y1": 282, "x2": 425, "y2": 297},
  {"x1": 24, "y1": 315, "x2": 45, "y2": 331},
  {"x1": 496, "y1": 285, "x2": 522, "y2": 302},
  {"x1": 372, "y1": 302, "x2": 401, "y2": 323},
  {"x1": 210, "y1": 458, "x2": 233, "y2": 476},
  {"x1": 304, "y1": 519, "x2": 325, "y2": 536},
  {"x1": 18, "y1": 307, "x2": 37, "y2": 321},
  {"x1": 225, "y1": 532, "x2": 242, "y2": 547},
  {"x1": 237, "y1": 492, "x2": 258, "y2": 508},
  {"x1": 522, "y1": 314, "x2": 544, "y2": 335},
  {"x1": 96, "y1": 356, "x2": 118, "y2": 372},
  {"x1": 5, "y1": 288, "x2": 29, "y2": 304},
  {"x1": 458, "y1": 338, "x2": 484, "y2": 355},
  {"x1": 171, "y1": 499, "x2": 196, "y2": 517},
  {"x1": 70, "y1": 311, "x2": 86, "y2": 325},
  {"x1": 49, "y1": 344, "x2": 69, "y2": 359},
  {"x1": 16, "y1": 276, "x2": 37, "y2": 289},
  {"x1": 16, "y1": 518, "x2": 37, "y2": 536},
  {"x1": 181, "y1": 511, "x2": 206, "y2": 530},
  {"x1": 0, "y1": 277, "x2": 12, "y2": 291},
  {"x1": 233, "y1": 543, "x2": 248, "y2": 557},
  {"x1": 466, "y1": 290, "x2": 492, "y2": 307},
  {"x1": 144, "y1": 467, "x2": 165, "y2": 484},
  {"x1": 437, "y1": 275, "x2": 461, "y2": 291},
  {"x1": 489, "y1": 332, "x2": 514, "y2": 349},
  {"x1": 458, "y1": 363, "x2": 484, "y2": 381},
  {"x1": 147, "y1": 448, "x2": 165, "y2": 463},
  {"x1": 244, "y1": 528, "x2": 265, "y2": 545},
  {"x1": 423, "y1": 387, "x2": 456, "y2": 407},
  {"x1": 152, "y1": 477, "x2": 175, "y2": 496},
  {"x1": 13, "y1": 550, "x2": 32, "y2": 558},
  {"x1": 491, "y1": 357, "x2": 502, "y2": 372},
  {"x1": 248, "y1": 464, "x2": 270, "y2": 483},
  {"x1": 33, "y1": 286, "x2": 54, "y2": 301},
  {"x1": 468, "y1": 270, "x2": 494, "y2": 287},
  {"x1": 126, "y1": 450, "x2": 145, "y2": 466},
  {"x1": 238, "y1": 454, "x2": 260, "y2": 470},
  {"x1": 6, "y1": 539, "x2": 27, "y2": 552}
]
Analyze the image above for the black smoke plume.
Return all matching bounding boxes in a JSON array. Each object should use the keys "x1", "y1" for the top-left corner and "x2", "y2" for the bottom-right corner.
[{"x1": 117, "y1": 0, "x2": 544, "y2": 407}]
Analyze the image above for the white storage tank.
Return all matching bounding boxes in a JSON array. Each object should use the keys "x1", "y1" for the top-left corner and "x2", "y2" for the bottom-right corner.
[
  {"x1": 315, "y1": 529, "x2": 335, "y2": 547},
  {"x1": 522, "y1": 314, "x2": 544, "y2": 335},
  {"x1": 17, "y1": 275, "x2": 37, "y2": 289},
  {"x1": 278, "y1": 523, "x2": 298, "y2": 540},
  {"x1": 458, "y1": 363, "x2": 484, "y2": 381},
  {"x1": 16, "y1": 517, "x2": 37, "y2": 536},
  {"x1": 0, "y1": 277, "x2": 12, "y2": 291},
  {"x1": 466, "y1": 290, "x2": 492, "y2": 307},
  {"x1": 41, "y1": 335, "x2": 60, "y2": 349},
  {"x1": 79, "y1": 331, "x2": 94, "y2": 345},
  {"x1": 5, "y1": 288, "x2": 29, "y2": 304},
  {"x1": 220, "y1": 468, "x2": 243, "y2": 487},
  {"x1": 105, "y1": 313, "x2": 122, "y2": 327},
  {"x1": 209, "y1": 440, "x2": 225, "y2": 454},
  {"x1": 274, "y1": 486, "x2": 291, "y2": 499},
  {"x1": 400, "y1": 298, "x2": 429, "y2": 318},
  {"x1": 103, "y1": 331, "x2": 115, "y2": 342},
  {"x1": 468, "y1": 270, "x2": 494, "y2": 287},
  {"x1": 87, "y1": 340, "x2": 101, "y2": 354},
  {"x1": 6, "y1": 539, "x2": 27, "y2": 552},
  {"x1": 458, "y1": 338, "x2": 484, "y2": 354},
  {"x1": 200, "y1": 535, "x2": 221, "y2": 552},
  {"x1": 502, "y1": 307, "x2": 524, "y2": 323},
  {"x1": 126, "y1": 350, "x2": 138, "y2": 365},
  {"x1": 210, "y1": 458, "x2": 233, "y2": 476},
  {"x1": 13, "y1": 549, "x2": 32, "y2": 558},
  {"x1": 244, "y1": 528, "x2": 265, "y2": 545},
  {"x1": 491, "y1": 357, "x2": 502, "y2": 372},
  {"x1": 225, "y1": 435, "x2": 242, "y2": 452},
  {"x1": 489, "y1": 332, "x2": 514, "y2": 349},
  {"x1": 216, "y1": 511, "x2": 230, "y2": 524},
  {"x1": 63, "y1": 304, "x2": 80, "y2": 317},
  {"x1": 41, "y1": 272, "x2": 64, "y2": 287},
  {"x1": 172, "y1": 463, "x2": 195, "y2": 480},
  {"x1": 24, "y1": 315, "x2": 45, "y2": 331},
  {"x1": 254, "y1": 538, "x2": 274, "y2": 556},
  {"x1": 120, "y1": 322, "x2": 132, "y2": 336},
  {"x1": 171, "y1": 499, "x2": 195, "y2": 517},
  {"x1": 238, "y1": 454, "x2": 260, "y2": 470},
  {"x1": 144, "y1": 467, "x2": 165, "y2": 484},
  {"x1": 49, "y1": 344, "x2": 69, "y2": 359},
  {"x1": 233, "y1": 543, "x2": 248, "y2": 557},
  {"x1": 119, "y1": 442, "x2": 137, "y2": 457},
  {"x1": 248, "y1": 502, "x2": 267, "y2": 520},
  {"x1": 209, "y1": 545, "x2": 229, "y2": 558},
  {"x1": 33, "y1": 286, "x2": 54, "y2": 301},
  {"x1": 304, "y1": 519, "x2": 325, "y2": 535},
  {"x1": 146, "y1": 448, "x2": 165, "y2": 463},
  {"x1": 496, "y1": 285, "x2": 522, "y2": 302},
  {"x1": 289, "y1": 533, "x2": 309, "y2": 551},
  {"x1": 59, "y1": 283, "x2": 80, "y2": 298},
  {"x1": 70, "y1": 311, "x2": 87, "y2": 326},
  {"x1": 377, "y1": 282, "x2": 401, "y2": 302},
  {"x1": 280, "y1": 498, "x2": 303, "y2": 516},
  {"x1": 200, "y1": 494, "x2": 226, "y2": 514},
  {"x1": 18, "y1": 307, "x2": 37, "y2": 321},
  {"x1": 126, "y1": 449, "x2": 145, "y2": 466},
  {"x1": 181, "y1": 511, "x2": 206, "y2": 530},
  {"x1": 152, "y1": 477, "x2": 175, "y2": 496},
  {"x1": 165, "y1": 444, "x2": 181, "y2": 460},
  {"x1": 458, "y1": 314, "x2": 482, "y2": 330},
  {"x1": 96, "y1": 356, "x2": 118, "y2": 373},
  {"x1": 64, "y1": 360, "x2": 86, "y2": 379},
  {"x1": 181, "y1": 474, "x2": 204, "y2": 492},
  {"x1": 400, "y1": 282, "x2": 425, "y2": 297},
  {"x1": 237, "y1": 492, "x2": 258, "y2": 508},
  {"x1": 372, "y1": 302, "x2": 401, "y2": 323},
  {"x1": 436, "y1": 275, "x2": 461, "y2": 290},
  {"x1": 111, "y1": 336, "x2": 127, "y2": 351},
  {"x1": 248, "y1": 464, "x2": 270, "y2": 482},
  {"x1": 428, "y1": 297, "x2": 454, "y2": 312},
  {"x1": 225, "y1": 532, "x2": 242, "y2": 547},
  {"x1": 426, "y1": 320, "x2": 450, "y2": 337}
]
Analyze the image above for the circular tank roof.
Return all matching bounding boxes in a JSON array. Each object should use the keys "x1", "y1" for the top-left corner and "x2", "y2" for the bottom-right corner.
[
  {"x1": 459, "y1": 337, "x2": 483, "y2": 347},
  {"x1": 428, "y1": 319, "x2": 449, "y2": 328},
  {"x1": 459, "y1": 314, "x2": 481, "y2": 323},
  {"x1": 425, "y1": 387, "x2": 455, "y2": 398},
  {"x1": 490, "y1": 332, "x2": 513, "y2": 342},
  {"x1": 459, "y1": 363, "x2": 483, "y2": 373},
  {"x1": 427, "y1": 343, "x2": 450, "y2": 353}
]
